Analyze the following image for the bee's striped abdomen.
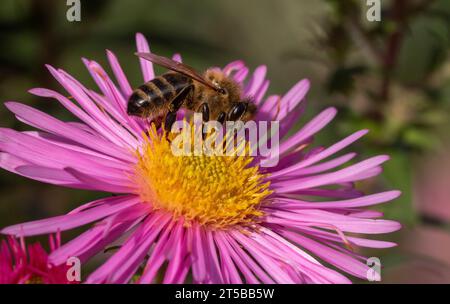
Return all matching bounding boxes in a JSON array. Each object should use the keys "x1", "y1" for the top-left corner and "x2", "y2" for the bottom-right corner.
[
  {"x1": 138, "y1": 82, "x2": 163, "y2": 106},
  {"x1": 127, "y1": 72, "x2": 192, "y2": 118},
  {"x1": 162, "y1": 73, "x2": 192, "y2": 95}
]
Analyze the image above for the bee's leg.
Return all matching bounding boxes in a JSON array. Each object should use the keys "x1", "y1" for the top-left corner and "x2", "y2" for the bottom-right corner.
[
  {"x1": 216, "y1": 111, "x2": 227, "y2": 149},
  {"x1": 198, "y1": 103, "x2": 210, "y2": 140},
  {"x1": 164, "y1": 111, "x2": 178, "y2": 134},
  {"x1": 168, "y1": 85, "x2": 194, "y2": 113},
  {"x1": 217, "y1": 111, "x2": 227, "y2": 124},
  {"x1": 164, "y1": 85, "x2": 194, "y2": 138},
  {"x1": 199, "y1": 103, "x2": 210, "y2": 122}
]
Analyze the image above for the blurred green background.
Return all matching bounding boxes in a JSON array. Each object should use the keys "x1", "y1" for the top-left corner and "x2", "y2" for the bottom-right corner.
[{"x1": 1, "y1": 0, "x2": 450, "y2": 283}]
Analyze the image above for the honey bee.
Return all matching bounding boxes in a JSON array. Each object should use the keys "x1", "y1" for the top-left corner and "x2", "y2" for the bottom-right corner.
[{"x1": 127, "y1": 52, "x2": 257, "y2": 131}]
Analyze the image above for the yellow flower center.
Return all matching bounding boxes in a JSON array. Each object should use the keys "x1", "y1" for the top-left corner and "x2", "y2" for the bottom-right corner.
[
  {"x1": 133, "y1": 126, "x2": 272, "y2": 229},
  {"x1": 26, "y1": 276, "x2": 44, "y2": 284}
]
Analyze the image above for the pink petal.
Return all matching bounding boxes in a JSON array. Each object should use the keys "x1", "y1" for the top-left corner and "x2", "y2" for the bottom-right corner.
[
  {"x1": 136, "y1": 33, "x2": 155, "y2": 82},
  {"x1": 139, "y1": 221, "x2": 177, "y2": 283},
  {"x1": 214, "y1": 231, "x2": 243, "y2": 283},
  {"x1": 224, "y1": 233, "x2": 275, "y2": 283},
  {"x1": 162, "y1": 221, "x2": 191, "y2": 283},
  {"x1": 87, "y1": 212, "x2": 171, "y2": 283},
  {"x1": 0, "y1": 129, "x2": 133, "y2": 186},
  {"x1": 1, "y1": 195, "x2": 140, "y2": 236},
  {"x1": 223, "y1": 60, "x2": 245, "y2": 76},
  {"x1": 259, "y1": 107, "x2": 336, "y2": 167},
  {"x1": 267, "y1": 209, "x2": 401, "y2": 234},
  {"x1": 270, "y1": 130, "x2": 368, "y2": 178},
  {"x1": 274, "y1": 155, "x2": 390, "y2": 192},
  {"x1": 254, "y1": 80, "x2": 270, "y2": 104},
  {"x1": 106, "y1": 49, "x2": 133, "y2": 97},
  {"x1": 81, "y1": 59, "x2": 145, "y2": 135},
  {"x1": 58, "y1": 67, "x2": 140, "y2": 147},
  {"x1": 49, "y1": 204, "x2": 147, "y2": 265},
  {"x1": 244, "y1": 65, "x2": 267, "y2": 97},
  {"x1": 272, "y1": 190, "x2": 401, "y2": 209},
  {"x1": 5, "y1": 102, "x2": 133, "y2": 162},
  {"x1": 64, "y1": 167, "x2": 135, "y2": 193},
  {"x1": 276, "y1": 225, "x2": 397, "y2": 248},
  {"x1": 29, "y1": 83, "x2": 131, "y2": 149},
  {"x1": 172, "y1": 53, "x2": 182, "y2": 63},
  {"x1": 277, "y1": 79, "x2": 310, "y2": 120},
  {"x1": 279, "y1": 229, "x2": 370, "y2": 279},
  {"x1": 287, "y1": 153, "x2": 357, "y2": 177},
  {"x1": 233, "y1": 66, "x2": 249, "y2": 83}
]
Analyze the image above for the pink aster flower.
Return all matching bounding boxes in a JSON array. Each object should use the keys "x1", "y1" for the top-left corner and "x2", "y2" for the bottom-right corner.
[
  {"x1": 0, "y1": 33, "x2": 401, "y2": 284},
  {"x1": 0, "y1": 234, "x2": 73, "y2": 284}
]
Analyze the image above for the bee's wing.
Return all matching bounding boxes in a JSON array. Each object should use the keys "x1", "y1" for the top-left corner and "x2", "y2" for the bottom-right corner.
[{"x1": 135, "y1": 52, "x2": 219, "y2": 91}]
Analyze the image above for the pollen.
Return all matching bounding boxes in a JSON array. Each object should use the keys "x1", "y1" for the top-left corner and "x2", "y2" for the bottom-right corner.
[{"x1": 133, "y1": 125, "x2": 272, "y2": 230}]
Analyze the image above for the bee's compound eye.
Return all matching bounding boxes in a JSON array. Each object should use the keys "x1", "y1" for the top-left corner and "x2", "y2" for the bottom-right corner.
[{"x1": 228, "y1": 103, "x2": 247, "y2": 121}]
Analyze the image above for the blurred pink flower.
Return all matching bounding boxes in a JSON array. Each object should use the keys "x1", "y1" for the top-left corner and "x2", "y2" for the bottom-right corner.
[
  {"x1": 0, "y1": 235, "x2": 73, "y2": 284},
  {"x1": 415, "y1": 149, "x2": 450, "y2": 222},
  {"x1": 0, "y1": 33, "x2": 401, "y2": 283},
  {"x1": 382, "y1": 227, "x2": 450, "y2": 283}
]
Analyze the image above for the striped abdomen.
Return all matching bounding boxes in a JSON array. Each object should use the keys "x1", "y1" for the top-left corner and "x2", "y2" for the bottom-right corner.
[{"x1": 127, "y1": 72, "x2": 192, "y2": 118}]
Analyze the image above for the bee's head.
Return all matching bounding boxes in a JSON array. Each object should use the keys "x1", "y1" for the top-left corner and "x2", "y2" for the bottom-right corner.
[
  {"x1": 204, "y1": 69, "x2": 242, "y2": 102},
  {"x1": 203, "y1": 69, "x2": 256, "y2": 123}
]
